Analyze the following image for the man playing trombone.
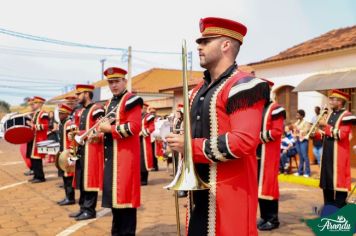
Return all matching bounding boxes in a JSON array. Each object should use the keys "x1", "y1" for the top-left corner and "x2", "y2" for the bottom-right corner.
[
  {"x1": 69, "y1": 84, "x2": 105, "y2": 221},
  {"x1": 167, "y1": 17, "x2": 270, "y2": 236},
  {"x1": 317, "y1": 90, "x2": 356, "y2": 208},
  {"x1": 98, "y1": 67, "x2": 143, "y2": 236}
]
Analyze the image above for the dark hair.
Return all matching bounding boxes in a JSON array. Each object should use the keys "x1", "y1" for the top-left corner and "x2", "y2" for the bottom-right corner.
[
  {"x1": 84, "y1": 91, "x2": 94, "y2": 100},
  {"x1": 297, "y1": 109, "x2": 305, "y2": 118},
  {"x1": 315, "y1": 106, "x2": 321, "y2": 112}
]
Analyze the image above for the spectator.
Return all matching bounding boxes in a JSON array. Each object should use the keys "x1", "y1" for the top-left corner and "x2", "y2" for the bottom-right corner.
[
  {"x1": 293, "y1": 109, "x2": 311, "y2": 177},
  {"x1": 280, "y1": 122, "x2": 297, "y2": 173}
]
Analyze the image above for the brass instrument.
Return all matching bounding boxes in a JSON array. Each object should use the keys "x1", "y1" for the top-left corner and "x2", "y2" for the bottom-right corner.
[
  {"x1": 74, "y1": 105, "x2": 118, "y2": 145},
  {"x1": 165, "y1": 40, "x2": 210, "y2": 191},
  {"x1": 57, "y1": 126, "x2": 78, "y2": 173},
  {"x1": 304, "y1": 106, "x2": 328, "y2": 140}
]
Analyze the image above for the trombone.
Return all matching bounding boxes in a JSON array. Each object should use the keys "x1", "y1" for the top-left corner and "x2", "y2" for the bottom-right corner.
[
  {"x1": 164, "y1": 40, "x2": 210, "y2": 235},
  {"x1": 304, "y1": 106, "x2": 328, "y2": 140}
]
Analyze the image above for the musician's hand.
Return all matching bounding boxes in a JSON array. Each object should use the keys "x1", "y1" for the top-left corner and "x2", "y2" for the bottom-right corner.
[
  {"x1": 88, "y1": 133, "x2": 100, "y2": 143},
  {"x1": 26, "y1": 120, "x2": 34, "y2": 128},
  {"x1": 98, "y1": 120, "x2": 112, "y2": 133},
  {"x1": 318, "y1": 119, "x2": 327, "y2": 127},
  {"x1": 166, "y1": 133, "x2": 184, "y2": 153}
]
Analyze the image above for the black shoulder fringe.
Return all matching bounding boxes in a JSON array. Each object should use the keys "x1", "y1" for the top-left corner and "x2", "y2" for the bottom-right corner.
[
  {"x1": 226, "y1": 79, "x2": 270, "y2": 114},
  {"x1": 125, "y1": 95, "x2": 143, "y2": 111},
  {"x1": 271, "y1": 106, "x2": 286, "y2": 120},
  {"x1": 341, "y1": 116, "x2": 356, "y2": 125}
]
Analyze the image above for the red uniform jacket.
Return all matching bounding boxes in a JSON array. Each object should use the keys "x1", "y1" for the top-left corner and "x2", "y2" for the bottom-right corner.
[
  {"x1": 73, "y1": 103, "x2": 105, "y2": 191},
  {"x1": 141, "y1": 113, "x2": 155, "y2": 171},
  {"x1": 320, "y1": 110, "x2": 356, "y2": 192},
  {"x1": 190, "y1": 71, "x2": 269, "y2": 236},
  {"x1": 31, "y1": 110, "x2": 49, "y2": 159},
  {"x1": 105, "y1": 93, "x2": 142, "y2": 208},
  {"x1": 258, "y1": 102, "x2": 285, "y2": 200}
]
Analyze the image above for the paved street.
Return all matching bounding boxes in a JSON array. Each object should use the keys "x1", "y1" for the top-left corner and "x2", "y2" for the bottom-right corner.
[{"x1": 0, "y1": 139, "x2": 326, "y2": 235}]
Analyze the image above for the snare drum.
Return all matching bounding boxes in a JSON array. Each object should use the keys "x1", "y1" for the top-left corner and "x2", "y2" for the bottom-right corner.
[
  {"x1": 4, "y1": 113, "x2": 34, "y2": 144},
  {"x1": 47, "y1": 142, "x2": 60, "y2": 155},
  {"x1": 36, "y1": 140, "x2": 55, "y2": 154}
]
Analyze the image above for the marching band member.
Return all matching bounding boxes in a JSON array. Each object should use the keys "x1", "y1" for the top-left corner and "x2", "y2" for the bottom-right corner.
[
  {"x1": 57, "y1": 104, "x2": 76, "y2": 206},
  {"x1": 167, "y1": 17, "x2": 270, "y2": 235},
  {"x1": 317, "y1": 90, "x2": 356, "y2": 208},
  {"x1": 149, "y1": 107, "x2": 159, "y2": 171},
  {"x1": 98, "y1": 67, "x2": 143, "y2": 236},
  {"x1": 26, "y1": 96, "x2": 49, "y2": 183},
  {"x1": 140, "y1": 104, "x2": 155, "y2": 186},
  {"x1": 256, "y1": 80, "x2": 285, "y2": 230},
  {"x1": 69, "y1": 84, "x2": 104, "y2": 221}
]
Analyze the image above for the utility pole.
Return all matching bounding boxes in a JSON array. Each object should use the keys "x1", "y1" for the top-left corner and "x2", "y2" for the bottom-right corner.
[
  {"x1": 127, "y1": 46, "x2": 132, "y2": 92},
  {"x1": 100, "y1": 59, "x2": 106, "y2": 80}
]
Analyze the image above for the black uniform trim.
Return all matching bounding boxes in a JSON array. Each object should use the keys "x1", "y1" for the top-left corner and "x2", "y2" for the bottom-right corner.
[
  {"x1": 226, "y1": 77, "x2": 270, "y2": 114},
  {"x1": 92, "y1": 108, "x2": 105, "y2": 120},
  {"x1": 40, "y1": 112, "x2": 49, "y2": 119},
  {"x1": 203, "y1": 139, "x2": 220, "y2": 162},
  {"x1": 271, "y1": 106, "x2": 286, "y2": 119},
  {"x1": 125, "y1": 95, "x2": 143, "y2": 111},
  {"x1": 217, "y1": 134, "x2": 236, "y2": 159},
  {"x1": 116, "y1": 123, "x2": 133, "y2": 138},
  {"x1": 146, "y1": 114, "x2": 155, "y2": 122},
  {"x1": 341, "y1": 115, "x2": 356, "y2": 125}
]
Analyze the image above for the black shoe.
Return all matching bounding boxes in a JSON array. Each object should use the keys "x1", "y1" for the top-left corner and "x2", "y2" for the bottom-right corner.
[
  {"x1": 24, "y1": 170, "x2": 34, "y2": 176},
  {"x1": 57, "y1": 198, "x2": 66, "y2": 205},
  {"x1": 75, "y1": 212, "x2": 96, "y2": 221},
  {"x1": 69, "y1": 211, "x2": 83, "y2": 218},
  {"x1": 31, "y1": 178, "x2": 46, "y2": 183},
  {"x1": 141, "y1": 181, "x2": 148, "y2": 186},
  {"x1": 258, "y1": 221, "x2": 280, "y2": 231},
  {"x1": 257, "y1": 218, "x2": 267, "y2": 228},
  {"x1": 59, "y1": 199, "x2": 75, "y2": 206}
]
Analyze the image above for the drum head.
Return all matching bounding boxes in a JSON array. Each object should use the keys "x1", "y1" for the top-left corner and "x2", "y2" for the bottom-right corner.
[{"x1": 4, "y1": 126, "x2": 34, "y2": 144}]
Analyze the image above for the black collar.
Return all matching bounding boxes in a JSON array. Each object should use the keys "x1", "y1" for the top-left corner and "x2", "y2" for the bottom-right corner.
[
  {"x1": 203, "y1": 63, "x2": 237, "y2": 85},
  {"x1": 113, "y1": 89, "x2": 127, "y2": 101}
]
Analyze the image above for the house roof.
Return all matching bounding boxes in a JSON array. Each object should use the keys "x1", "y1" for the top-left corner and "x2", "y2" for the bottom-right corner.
[
  {"x1": 50, "y1": 68, "x2": 205, "y2": 101},
  {"x1": 249, "y1": 25, "x2": 356, "y2": 66}
]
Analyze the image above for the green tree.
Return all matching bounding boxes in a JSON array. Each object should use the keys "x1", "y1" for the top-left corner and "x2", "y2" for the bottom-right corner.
[{"x1": 0, "y1": 100, "x2": 10, "y2": 113}]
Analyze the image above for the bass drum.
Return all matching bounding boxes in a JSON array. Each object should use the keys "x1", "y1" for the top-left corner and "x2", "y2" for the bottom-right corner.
[{"x1": 4, "y1": 114, "x2": 34, "y2": 144}]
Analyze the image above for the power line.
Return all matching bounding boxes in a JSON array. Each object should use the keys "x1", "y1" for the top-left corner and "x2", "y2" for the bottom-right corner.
[{"x1": 0, "y1": 27, "x2": 181, "y2": 55}]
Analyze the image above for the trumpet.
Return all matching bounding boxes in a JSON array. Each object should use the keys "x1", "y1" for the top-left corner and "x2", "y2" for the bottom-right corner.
[
  {"x1": 304, "y1": 106, "x2": 328, "y2": 140},
  {"x1": 74, "y1": 105, "x2": 118, "y2": 145}
]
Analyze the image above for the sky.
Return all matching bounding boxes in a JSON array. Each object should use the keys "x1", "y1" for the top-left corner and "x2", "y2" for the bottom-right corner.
[{"x1": 0, "y1": 0, "x2": 355, "y2": 105}]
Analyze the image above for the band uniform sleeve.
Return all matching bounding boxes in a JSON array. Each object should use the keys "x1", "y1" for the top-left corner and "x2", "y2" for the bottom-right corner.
[
  {"x1": 35, "y1": 112, "x2": 49, "y2": 131},
  {"x1": 324, "y1": 122, "x2": 352, "y2": 141},
  {"x1": 192, "y1": 100, "x2": 265, "y2": 163},
  {"x1": 260, "y1": 114, "x2": 284, "y2": 143},
  {"x1": 111, "y1": 104, "x2": 142, "y2": 140}
]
